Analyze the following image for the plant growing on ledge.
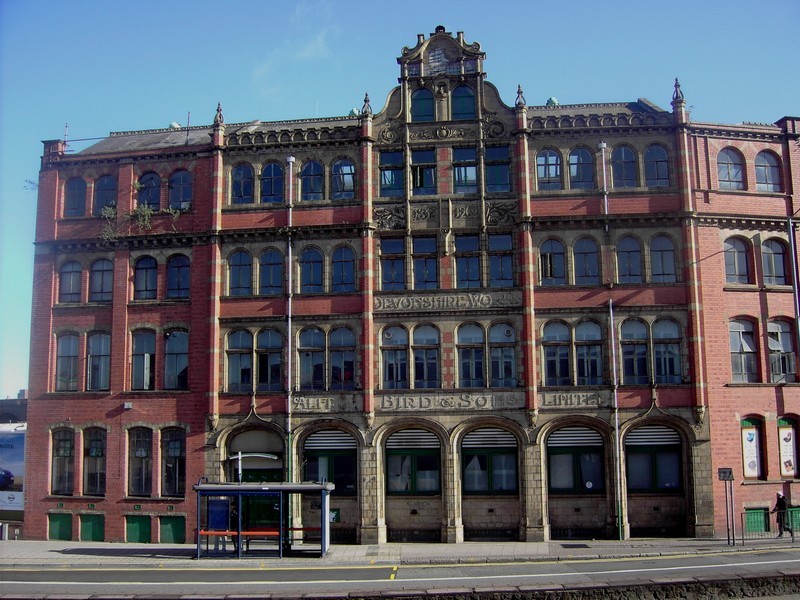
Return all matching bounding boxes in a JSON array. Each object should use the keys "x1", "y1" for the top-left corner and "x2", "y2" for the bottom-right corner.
[{"x1": 100, "y1": 204, "x2": 182, "y2": 244}]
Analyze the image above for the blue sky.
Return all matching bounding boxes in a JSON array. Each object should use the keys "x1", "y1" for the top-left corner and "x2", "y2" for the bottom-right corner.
[{"x1": 1, "y1": 0, "x2": 798, "y2": 399}]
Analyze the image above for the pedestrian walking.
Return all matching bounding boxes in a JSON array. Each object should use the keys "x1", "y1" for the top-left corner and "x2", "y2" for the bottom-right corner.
[{"x1": 772, "y1": 492, "x2": 793, "y2": 537}]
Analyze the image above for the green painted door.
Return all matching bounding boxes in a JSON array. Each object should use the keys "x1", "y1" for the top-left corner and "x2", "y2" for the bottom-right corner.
[
  {"x1": 80, "y1": 514, "x2": 105, "y2": 541},
  {"x1": 159, "y1": 516, "x2": 185, "y2": 543},
  {"x1": 48, "y1": 513, "x2": 72, "y2": 540},
  {"x1": 126, "y1": 515, "x2": 151, "y2": 543}
]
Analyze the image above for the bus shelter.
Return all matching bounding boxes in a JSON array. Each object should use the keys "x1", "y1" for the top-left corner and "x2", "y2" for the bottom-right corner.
[{"x1": 194, "y1": 481, "x2": 335, "y2": 559}]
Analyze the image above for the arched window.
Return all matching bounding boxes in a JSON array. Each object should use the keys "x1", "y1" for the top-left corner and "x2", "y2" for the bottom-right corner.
[
  {"x1": 537, "y1": 149, "x2": 562, "y2": 190},
  {"x1": 300, "y1": 247, "x2": 324, "y2": 293},
  {"x1": 611, "y1": 146, "x2": 637, "y2": 188},
  {"x1": 128, "y1": 427, "x2": 152, "y2": 496},
  {"x1": 87, "y1": 332, "x2": 111, "y2": 391},
  {"x1": 574, "y1": 238, "x2": 599, "y2": 285},
  {"x1": 621, "y1": 319, "x2": 648, "y2": 385},
  {"x1": 89, "y1": 259, "x2": 113, "y2": 302},
  {"x1": 718, "y1": 148, "x2": 745, "y2": 190},
  {"x1": 161, "y1": 428, "x2": 186, "y2": 497},
  {"x1": 83, "y1": 427, "x2": 106, "y2": 496},
  {"x1": 625, "y1": 425, "x2": 681, "y2": 491},
  {"x1": 724, "y1": 237, "x2": 751, "y2": 284},
  {"x1": 768, "y1": 320, "x2": 795, "y2": 383},
  {"x1": 331, "y1": 246, "x2": 356, "y2": 292},
  {"x1": 489, "y1": 324, "x2": 516, "y2": 388},
  {"x1": 259, "y1": 249, "x2": 283, "y2": 295},
  {"x1": 93, "y1": 175, "x2": 117, "y2": 216},
  {"x1": 547, "y1": 426, "x2": 604, "y2": 492},
  {"x1": 413, "y1": 325, "x2": 440, "y2": 389},
  {"x1": 260, "y1": 162, "x2": 284, "y2": 203},
  {"x1": 458, "y1": 324, "x2": 485, "y2": 388},
  {"x1": 56, "y1": 333, "x2": 79, "y2": 391},
  {"x1": 644, "y1": 145, "x2": 670, "y2": 187},
  {"x1": 299, "y1": 327, "x2": 325, "y2": 390},
  {"x1": 543, "y1": 322, "x2": 571, "y2": 386},
  {"x1": 52, "y1": 429, "x2": 75, "y2": 495},
  {"x1": 762, "y1": 239, "x2": 788, "y2": 285},
  {"x1": 59, "y1": 261, "x2": 82, "y2": 303},
  {"x1": 650, "y1": 235, "x2": 676, "y2": 283},
  {"x1": 301, "y1": 160, "x2": 324, "y2": 201},
  {"x1": 331, "y1": 159, "x2": 355, "y2": 200},
  {"x1": 382, "y1": 326, "x2": 408, "y2": 390},
  {"x1": 729, "y1": 319, "x2": 757, "y2": 382},
  {"x1": 755, "y1": 151, "x2": 782, "y2": 192},
  {"x1": 617, "y1": 236, "x2": 642, "y2": 284},
  {"x1": 231, "y1": 164, "x2": 254, "y2": 204},
  {"x1": 576, "y1": 321, "x2": 603, "y2": 385},
  {"x1": 166, "y1": 254, "x2": 190, "y2": 299},
  {"x1": 137, "y1": 172, "x2": 161, "y2": 209},
  {"x1": 164, "y1": 330, "x2": 188, "y2": 390},
  {"x1": 228, "y1": 251, "x2": 252, "y2": 296},
  {"x1": 168, "y1": 170, "x2": 192, "y2": 210},
  {"x1": 452, "y1": 85, "x2": 475, "y2": 120},
  {"x1": 569, "y1": 148, "x2": 594, "y2": 190},
  {"x1": 133, "y1": 256, "x2": 157, "y2": 300},
  {"x1": 65, "y1": 177, "x2": 86, "y2": 217},
  {"x1": 227, "y1": 330, "x2": 253, "y2": 393},
  {"x1": 386, "y1": 428, "x2": 440, "y2": 493},
  {"x1": 131, "y1": 330, "x2": 156, "y2": 390},
  {"x1": 303, "y1": 430, "x2": 358, "y2": 495},
  {"x1": 653, "y1": 319, "x2": 682, "y2": 384},
  {"x1": 329, "y1": 327, "x2": 355, "y2": 390},
  {"x1": 257, "y1": 329, "x2": 283, "y2": 391},
  {"x1": 462, "y1": 427, "x2": 517, "y2": 494},
  {"x1": 540, "y1": 239, "x2": 565, "y2": 286},
  {"x1": 411, "y1": 88, "x2": 434, "y2": 122}
]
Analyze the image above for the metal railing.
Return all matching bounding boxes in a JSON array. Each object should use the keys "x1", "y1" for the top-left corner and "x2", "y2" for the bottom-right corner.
[{"x1": 739, "y1": 508, "x2": 798, "y2": 544}]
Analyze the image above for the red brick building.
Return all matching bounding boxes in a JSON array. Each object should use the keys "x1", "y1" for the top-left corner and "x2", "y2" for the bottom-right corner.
[{"x1": 25, "y1": 27, "x2": 800, "y2": 544}]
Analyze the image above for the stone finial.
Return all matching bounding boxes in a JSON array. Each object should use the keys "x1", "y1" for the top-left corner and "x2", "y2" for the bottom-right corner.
[
  {"x1": 515, "y1": 84, "x2": 526, "y2": 108},
  {"x1": 361, "y1": 93, "x2": 372, "y2": 116},
  {"x1": 672, "y1": 78, "x2": 685, "y2": 103},
  {"x1": 213, "y1": 102, "x2": 224, "y2": 125}
]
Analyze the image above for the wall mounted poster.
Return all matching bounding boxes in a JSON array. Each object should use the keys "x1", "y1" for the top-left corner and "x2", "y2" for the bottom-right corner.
[
  {"x1": 742, "y1": 426, "x2": 761, "y2": 479},
  {"x1": 779, "y1": 425, "x2": 797, "y2": 478}
]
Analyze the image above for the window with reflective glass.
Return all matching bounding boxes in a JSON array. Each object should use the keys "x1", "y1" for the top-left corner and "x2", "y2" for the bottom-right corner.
[
  {"x1": 644, "y1": 145, "x2": 670, "y2": 187},
  {"x1": 166, "y1": 254, "x2": 190, "y2": 299},
  {"x1": 653, "y1": 319, "x2": 682, "y2": 384},
  {"x1": 611, "y1": 146, "x2": 637, "y2": 188},
  {"x1": 137, "y1": 172, "x2": 161, "y2": 209},
  {"x1": 724, "y1": 237, "x2": 751, "y2": 284},
  {"x1": 413, "y1": 237, "x2": 438, "y2": 290},
  {"x1": 133, "y1": 256, "x2": 157, "y2": 300},
  {"x1": 755, "y1": 151, "x2": 782, "y2": 192},
  {"x1": 52, "y1": 429, "x2": 75, "y2": 495},
  {"x1": 763, "y1": 239, "x2": 788, "y2": 286},
  {"x1": 718, "y1": 148, "x2": 745, "y2": 190},
  {"x1": 131, "y1": 330, "x2": 155, "y2": 391},
  {"x1": 301, "y1": 160, "x2": 324, "y2": 200},
  {"x1": 332, "y1": 246, "x2": 356, "y2": 293},
  {"x1": 453, "y1": 148, "x2": 477, "y2": 193},
  {"x1": 89, "y1": 259, "x2": 113, "y2": 302},
  {"x1": 573, "y1": 238, "x2": 599, "y2": 285},
  {"x1": 537, "y1": 150, "x2": 562, "y2": 190},
  {"x1": 227, "y1": 330, "x2": 253, "y2": 393},
  {"x1": 260, "y1": 163, "x2": 284, "y2": 203},
  {"x1": 650, "y1": 235, "x2": 676, "y2": 283},
  {"x1": 59, "y1": 261, "x2": 82, "y2": 303},
  {"x1": 413, "y1": 325, "x2": 440, "y2": 389},
  {"x1": 259, "y1": 249, "x2": 283, "y2": 295},
  {"x1": 330, "y1": 327, "x2": 355, "y2": 390},
  {"x1": 164, "y1": 331, "x2": 188, "y2": 390},
  {"x1": 168, "y1": 170, "x2": 192, "y2": 210},
  {"x1": 382, "y1": 326, "x2": 408, "y2": 389},
  {"x1": 128, "y1": 428, "x2": 152, "y2": 497},
  {"x1": 93, "y1": 175, "x2": 117, "y2": 216},
  {"x1": 576, "y1": 321, "x2": 603, "y2": 385},
  {"x1": 300, "y1": 248, "x2": 324, "y2": 293},
  {"x1": 87, "y1": 332, "x2": 111, "y2": 391},
  {"x1": 569, "y1": 148, "x2": 594, "y2": 190},
  {"x1": 456, "y1": 234, "x2": 481, "y2": 289},
  {"x1": 543, "y1": 322, "x2": 571, "y2": 386},
  {"x1": 299, "y1": 327, "x2": 325, "y2": 390},
  {"x1": 412, "y1": 150, "x2": 436, "y2": 195},
  {"x1": 231, "y1": 164, "x2": 254, "y2": 204},
  {"x1": 621, "y1": 320, "x2": 649, "y2": 385},
  {"x1": 83, "y1": 428, "x2": 106, "y2": 496},
  {"x1": 489, "y1": 324, "x2": 516, "y2": 387},
  {"x1": 56, "y1": 334, "x2": 79, "y2": 391},
  {"x1": 65, "y1": 178, "x2": 86, "y2": 217},
  {"x1": 411, "y1": 88, "x2": 434, "y2": 122},
  {"x1": 161, "y1": 428, "x2": 186, "y2": 497},
  {"x1": 540, "y1": 239, "x2": 565, "y2": 286},
  {"x1": 257, "y1": 329, "x2": 283, "y2": 392},
  {"x1": 616, "y1": 236, "x2": 642, "y2": 284},
  {"x1": 452, "y1": 85, "x2": 476, "y2": 120},
  {"x1": 228, "y1": 251, "x2": 252, "y2": 296},
  {"x1": 488, "y1": 234, "x2": 513, "y2": 287},
  {"x1": 769, "y1": 320, "x2": 796, "y2": 383},
  {"x1": 380, "y1": 151, "x2": 404, "y2": 197},
  {"x1": 332, "y1": 159, "x2": 355, "y2": 200},
  {"x1": 381, "y1": 238, "x2": 406, "y2": 291},
  {"x1": 458, "y1": 324, "x2": 485, "y2": 388},
  {"x1": 485, "y1": 146, "x2": 511, "y2": 193}
]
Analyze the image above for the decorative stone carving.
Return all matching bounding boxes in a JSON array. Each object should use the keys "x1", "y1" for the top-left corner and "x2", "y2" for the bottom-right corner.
[
  {"x1": 378, "y1": 391, "x2": 523, "y2": 412},
  {"x1": 486, "y1": 201, "x2": 518, "y2": 226},
  {"x1": 374, "y1": 290, "x2": 523, "y2": 312},
  {"x1": 411, "y1": 205, "x2": 437, "y2": 222},
  {"x1": 540, "y1": 390, "x2": 611, "y2": 408},
  {"x1": 379, "y1": 125, "x2": 401, "y2": 144},
  {"x1": 453, "y1": 204, "x2": 478, "y2": 219},
  {"x1": 374, "y1": 206, "x2": 406, "y2": 229}
]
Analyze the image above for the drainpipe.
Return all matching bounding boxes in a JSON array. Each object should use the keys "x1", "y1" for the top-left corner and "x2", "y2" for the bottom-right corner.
[
  {"x1": 286, "y1": 155, "x2": 295, "y2": 483},
  {"x1": 608, "y1": 299, "x2": 624, "y2": 540},
  {"x1": 789, "y1": 217, "x2": 800, "y2": 366},
  {"x1": 599, "y1": 142, "x2": 609, "y2": 232}
]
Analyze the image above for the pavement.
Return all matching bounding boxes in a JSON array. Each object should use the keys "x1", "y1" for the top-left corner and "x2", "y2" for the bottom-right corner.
[{"x1": 0, "y1": 535, "x2": 797, "y2": 569}]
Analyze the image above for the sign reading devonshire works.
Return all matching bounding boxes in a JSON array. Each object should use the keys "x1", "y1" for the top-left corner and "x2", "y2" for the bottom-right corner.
[{"x1": 374, "y1": 290, "x2": 522, "y2": 312}]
